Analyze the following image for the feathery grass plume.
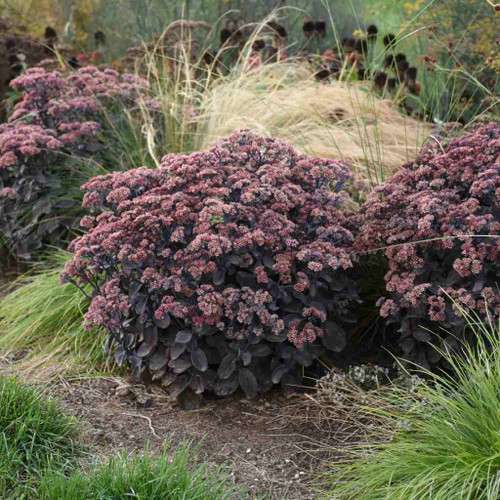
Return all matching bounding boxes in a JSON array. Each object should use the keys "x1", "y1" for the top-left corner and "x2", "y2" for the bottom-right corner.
[
  {"x1": 329, "y1": 310, "x2": 500, "y2": 499},
  {"x1": 0, "y1": 250, "x2": 110, "y2": 379},
  {"x1": 123, "y1": 7, "x2": 492, "y2": 193},
  {"x1": 37, "y1": 444, "x2": 236, "y2": 500},
  {"x1": 197, "y1": 64, "x2": 430, "y2": 188},
  {"x1": 0, "y1": 377, "x2": 80, "y2": 497},
  {"x1": 128, "y1": 7, "x2": 497, "y2": 192}
]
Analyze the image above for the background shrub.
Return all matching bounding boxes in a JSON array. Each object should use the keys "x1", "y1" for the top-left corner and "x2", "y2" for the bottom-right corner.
[
  {"x1": 0, "y1": 66, "x2": 154, "y2": 258},
  {"x1": 355, "y1": 122, "x2": 500, "y2": 368},
  {"x1": 62, "y1": 130, "x2": 357, "y2": 398}
]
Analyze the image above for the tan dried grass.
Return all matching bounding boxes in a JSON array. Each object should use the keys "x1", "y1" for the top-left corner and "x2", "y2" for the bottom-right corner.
[{"x1": 197, "y1": 64, "x2": 431, "y2": 185}]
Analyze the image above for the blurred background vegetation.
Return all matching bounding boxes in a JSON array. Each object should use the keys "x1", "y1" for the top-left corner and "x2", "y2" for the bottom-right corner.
[
  {"x1": 0, "y1": 0, "x2": 396, "y2": 60},
  {"x1": 1, "y1": 0, "x2": 497, "y2": 73}
]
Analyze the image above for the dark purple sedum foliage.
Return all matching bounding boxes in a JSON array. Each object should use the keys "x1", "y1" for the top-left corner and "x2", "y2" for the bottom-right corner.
[
  {"x1": 0, "y1": 66, "x2": 151, "y2": 256},
  {"x1": 62, "y1": 130, "x2": 357, "y2": 398},
  {"x1": 355, "y1": 122, "x2": 500, "y2": 368}
]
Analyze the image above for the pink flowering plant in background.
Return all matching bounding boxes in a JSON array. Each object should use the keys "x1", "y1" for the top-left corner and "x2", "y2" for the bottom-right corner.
[
  {"x1": 62, "y1": 130, "x2": 357, "y2": 398},
  {"x1": 355, "y1": 122, "x2": 500, "y2": 369},
  {"x1": 0, "y1": 66, "x2": 153, "y2": 257}
]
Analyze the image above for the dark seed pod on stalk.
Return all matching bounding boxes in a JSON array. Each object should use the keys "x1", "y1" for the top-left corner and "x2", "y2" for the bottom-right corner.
[
  {"x1": 383, "y1": 33, "x2": 396, "y2": 48},
  {"x1": 342, "y1": 38, "x2": 356, "y2": 54},
  {"x1": 220, "y1": 28, "x2": 232, "y2": 45},
  {"x1": 314, "y1": 68, "x2": 331, "y2": 81},
  {"x1": 5, "y1": 37, "x2": 16, "y2": 50},
  {"x1": 355, "y1": 39, "x2": 368, "y2": 55},
  {"x1": 267, "y1": 21, "x2": 287, "y2": 38},
  {"x1": 252, "y1": 39, "x2": 265, "y2": 51},
  {"x1": 44, "y1": 26, "x2": 57, "y2": 53},
  {"x1": 330, "y1": 60, "x2": 342, "y2": 78},
  {"x1": 201, "y1": 51, "x2": 215, "y2": 65},
  {"x1": 44, "y1": 26, "x2": 57, "y2": 40},
  {"x1": 314, "y1": 20, "x2": 326, "y2": 38},
  {"x1": 383, "y1": 54, "x2": 396, "y2": 69},
  {"x1": 94, "y1": 30, "x2": 106, "y2": 47},
  {"x1": 405, "y1": 66, "x2": 418, "y2": 82},
  {"x1": 397, "y1": 59, "x2": 409, "y2": 74},
  {"x1": 302, "y1": 21, "x2": 315, "y2": 37},
  {"x1": 357, "y1": 66, "x2": 367, "y2": 80},
  {"x1": 374, "y1": 70, "x2": 388, "y2": 88},
  {"x1": 367, "y1": 24, "x2": 378, "y2": 40}
]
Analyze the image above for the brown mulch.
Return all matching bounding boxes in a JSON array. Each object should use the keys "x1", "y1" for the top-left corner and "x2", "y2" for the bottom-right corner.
[{"x1": 43, "y1": 375, "x2": 335, "y2": 499}]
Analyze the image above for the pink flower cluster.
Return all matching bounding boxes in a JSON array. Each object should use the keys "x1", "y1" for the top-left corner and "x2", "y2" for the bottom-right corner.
[
  {"x1": 0, "y1": 124, "x2": 62, "y2": 169},
  {"x1": 0, "y1": 66, "x2": 156, "y2": 255},
  {"x1": 9, "y1": 67, "x2": 149, "y2": 127},
  {"x1": 63, "y1": 131, "x2": 356, "y2": 390},
  {"x1": 356, "y1": 122, "x2": 500, "y2": 356}
]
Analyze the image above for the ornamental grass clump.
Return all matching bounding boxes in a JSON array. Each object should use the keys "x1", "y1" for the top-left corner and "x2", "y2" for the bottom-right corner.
[
  {"x1": 0, "y1": 377, "x2": 79, "y2": 497},
  {"x1": 62, "y1": 130, "x2": 357, "y2": 398},
  {"x1": 329, "y1": 314, "x2": 500, "y2": 499},
  {"x1": 355, "y1": 122, "x2": 500, "y2": 368},
  {"x1": 0, "y1": 66, "x2": 154, "y2": 257},
  {"x1": 0, "y1": 250, "x2": 108, "y2": 379}
]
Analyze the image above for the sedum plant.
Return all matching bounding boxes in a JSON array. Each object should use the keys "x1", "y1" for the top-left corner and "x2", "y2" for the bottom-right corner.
[
  {"x1": 62, "y1": 130, "x2": 357, "y2": 398},
  {"x1": 355, "y1": 122, "x2": 500, "y2": 368},
  {"x1": 0, "y1": 66, "x2": 154, "y2": 257}
]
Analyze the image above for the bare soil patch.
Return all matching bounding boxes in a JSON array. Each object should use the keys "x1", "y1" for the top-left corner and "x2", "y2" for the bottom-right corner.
[{"x1": 43, "y1": 375, "x2": 334, "y2": 499}]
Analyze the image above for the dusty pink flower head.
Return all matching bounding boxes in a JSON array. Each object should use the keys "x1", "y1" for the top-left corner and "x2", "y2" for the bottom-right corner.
[
  {"x1": 322, "y1": 50, "x2": 336, "y2": 62},
  {"x1": 76, "y1": 53, "x2": 89, "y2": 64}
]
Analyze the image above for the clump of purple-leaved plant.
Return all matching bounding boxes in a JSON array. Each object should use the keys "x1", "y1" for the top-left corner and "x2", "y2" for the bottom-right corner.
[
  {"x1": 0, "y1": 66, "x2": 154, "y2": 257},
  {"x1": 62, "y1": 130, "x2": 358, "y2": 398},
  {"x1": 355, "y1": 122, "x2": 500, "y2": 369}
]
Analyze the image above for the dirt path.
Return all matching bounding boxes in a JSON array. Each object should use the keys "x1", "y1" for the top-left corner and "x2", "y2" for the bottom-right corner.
[{"x1": 45, "y1": 376, "x2": 331, "y2": 499}]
